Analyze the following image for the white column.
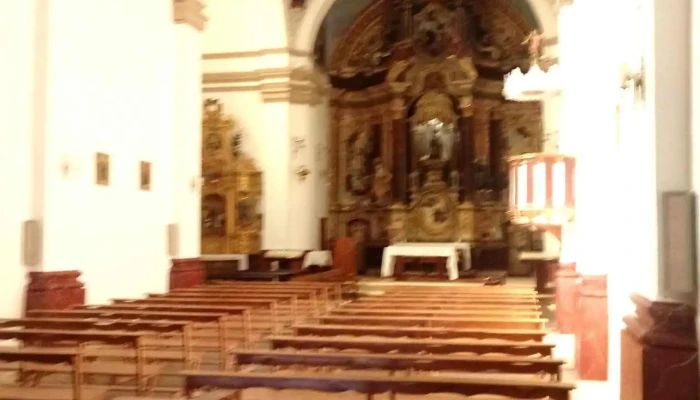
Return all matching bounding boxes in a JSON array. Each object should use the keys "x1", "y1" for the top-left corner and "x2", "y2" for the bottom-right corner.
[
  {"x1": 173, "y1": 23, "x2": 203, "y2": 258},
  {"x1": 0, "y1": 0, "x2": 47, "y2": 317},
  {"x1": 287, "y1": 102, "x2": 319, "y2": 249},
  {"x1": 261, "y1": 101, "x2": 292, "y2": 249},
  {"x1": 559, "y1": 1, "x2": 620, "y2": 276}
]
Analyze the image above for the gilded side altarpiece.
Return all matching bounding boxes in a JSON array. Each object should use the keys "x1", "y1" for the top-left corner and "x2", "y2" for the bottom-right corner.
[{"x1": 200, "y1": 99, "x2": 262, "y2": 254}]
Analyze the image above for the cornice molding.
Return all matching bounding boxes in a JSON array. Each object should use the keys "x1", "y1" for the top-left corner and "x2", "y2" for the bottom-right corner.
[
  {"x1": 202, "y1": 67, "x2": 329, "y2": 105},
  {"x1": 203, "y1": 47, "x2": 312, "y2": 60},
  {"x1": 173, "y1": 0, "x2": 207, "y2": 31}
]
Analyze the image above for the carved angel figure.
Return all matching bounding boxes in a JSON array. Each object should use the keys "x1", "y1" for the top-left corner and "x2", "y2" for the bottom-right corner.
[
  {"x1": 522, "y1": 30, "x2": 542, "y2": 59},
  {"x1": 372, "y1": 159, "x2": 392, "y2": 205}
]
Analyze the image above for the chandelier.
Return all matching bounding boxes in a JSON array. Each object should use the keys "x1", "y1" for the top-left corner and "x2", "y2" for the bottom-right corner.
[{"x1": 503, "y1": 31, "x2": 561, "y2": 102}]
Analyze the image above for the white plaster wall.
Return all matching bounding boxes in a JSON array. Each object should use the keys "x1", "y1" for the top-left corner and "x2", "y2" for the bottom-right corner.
[
  {"x1": 692, "y1": 0, "x2": 700, "y2": 340},
  {"x1": 174, "y1": 25, "x2": 203, "y2": 257},
  {"x1": 42, "y1": 0, "x2": 177, "y2": 303},
  {"x1": 203, "y1": 0, "x2": 288, "y2": 54},
  {"x1": 0, "y1": 0, "x2": 43, "y2": 318}
]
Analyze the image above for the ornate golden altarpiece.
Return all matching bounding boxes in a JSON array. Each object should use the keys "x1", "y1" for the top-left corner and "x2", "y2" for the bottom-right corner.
[
  {"x1": 200, "y1": 99, "x2": 262, "y2": 254},
  {"x1": 324, "y1": 0, "x2": 543, "y2": 271}
]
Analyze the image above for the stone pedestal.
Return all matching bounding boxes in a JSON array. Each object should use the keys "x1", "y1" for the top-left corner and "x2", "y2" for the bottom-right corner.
[
  {"x1": 169, "y1": 257, "x2": 205, "y2": 290},
  {"x1": 621, "y1": 294, "x2": 698, "y2": 400},
  {"x1": 575, "y1": 274, "x2": 608, "y2": 381},
  {"x1": 555, "y1": 262, "x2": 579, "y2": 334},
  {"x1": 24, "y1": 271, "x2": 85, "y2": 316}
]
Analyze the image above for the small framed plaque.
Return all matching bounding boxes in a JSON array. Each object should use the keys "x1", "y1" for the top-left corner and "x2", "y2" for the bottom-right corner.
[
  {"x1": 96, "y1": 153, "x2": 110, "y2": 186},
  {"x1": 660, "y1": 191, "x2": 697, "y2": 299},
  {"x1": 140, "y1": 161, "x2": 151, "y2": 191}
]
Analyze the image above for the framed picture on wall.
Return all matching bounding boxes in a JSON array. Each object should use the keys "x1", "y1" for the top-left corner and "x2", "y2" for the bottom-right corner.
[
  {"x1": 96, "y1": 153, "x2": 110, "y2": 186},
  {"x1": 140, "y1": 161, "x2": 151, "y2": 191}
]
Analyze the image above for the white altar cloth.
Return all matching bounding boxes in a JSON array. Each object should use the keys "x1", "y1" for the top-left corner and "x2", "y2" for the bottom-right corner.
[
  {"x1": 302, "y1": 250, "x2": 333, "y2": 269},
  {"x1": 200, "y1": 254, "x2": 249, "y2": 271},
  {"x1": 381, "y1": 243, "x2": 471, "y2": 281}
]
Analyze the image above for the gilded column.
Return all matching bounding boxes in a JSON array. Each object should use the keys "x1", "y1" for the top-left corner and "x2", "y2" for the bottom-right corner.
[
  {"x1": 489, "y1": 105, "x2": 505, "y2": 197},
  {"x1": 391, "y1": 97, "x2": 407, "y2": 203},
  {"x1": 459, "y1": 99, "x2": 475, "y2": 200}
]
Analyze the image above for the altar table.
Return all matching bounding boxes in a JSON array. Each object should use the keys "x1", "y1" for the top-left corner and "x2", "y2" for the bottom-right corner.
[
  {"x1": 200, "y1": 254, "x2": 249, "y2": 270},
  {"x1": 381, "y1": 243, "x2": 471, "y2": 281},
  {"x1": 302, "y1": 251, "x2": 333, "y2": 269}
]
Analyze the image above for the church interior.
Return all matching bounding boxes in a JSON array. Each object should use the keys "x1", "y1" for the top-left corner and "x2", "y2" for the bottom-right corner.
[{"x1": 0, "y1": 0, "x2": 698, "y2": 399}]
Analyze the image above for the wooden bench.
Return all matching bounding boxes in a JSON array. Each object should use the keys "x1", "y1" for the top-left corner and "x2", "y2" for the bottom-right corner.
[
  {"x1": 379, "y1": 294, "x2": 540, "y2": 303},
  {"x1": 180, "y1": 370, "x2": 575, "y2": 400},
  {"x1": 27, "y1": 309, "x2": 232, "y2": 369},
  {"x1": 112, "y1": 297, "x2": 280, "y2": 333},
  {"x1": 332, "y1": 307, "x2": 542, "y2": 319},
  {"x1": 348, "y1": 299, "x2": 542, "y2": 311},
  {"x1": 359, "y1": 296, "x2": 539, "y2": 306},
  {"x1": 0, "y1": 318, "x2": 193, "y2": 367},
  {"x1": 268, "y1": 335, "x2": 555, "y2": 357},
  {"x1": 231, "y1": 349, "x2": 565, "y2": 381},
  {"x1": 293, "y1": 324, "x2": 548, "y2": 342},
  {"x1": 172, "y1": 287, "x2": 323, "y2": 316},
  {"x1": 210, "y1": 281, "x2": 343, "y2": 305},
  {"x1": 0, "y1": 348, "x2": 106, "y2": 400},
  {"x1": 75, "y1": 303, "x2": 252, "y2": 348},
  {"x1": 0, "y1": 329, "x2": 156, "y2": 393},
  {"x1": 148, "y1": 292, "x2": 301, "y2": 324},
  {"x1": 383, "y1": 286, "x2": 537, "y2": 295},
  {"x1": 319, "y1": 315, "x2": 547, "y2": 330}
]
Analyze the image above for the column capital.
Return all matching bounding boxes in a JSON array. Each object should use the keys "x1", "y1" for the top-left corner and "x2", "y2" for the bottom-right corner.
[{"x1": 173, "y1": 0, "x2": 207, "y2": 31}]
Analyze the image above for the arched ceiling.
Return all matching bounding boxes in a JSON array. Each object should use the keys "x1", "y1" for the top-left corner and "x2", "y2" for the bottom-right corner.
[{"x1": 318, "y1": 0, "x2": 542, "y2": 63}]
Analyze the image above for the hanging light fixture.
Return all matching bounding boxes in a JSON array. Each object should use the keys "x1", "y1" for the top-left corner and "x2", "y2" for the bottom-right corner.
[{"x1": 503, "y1": 31, "x2": 561, "y2": 102}]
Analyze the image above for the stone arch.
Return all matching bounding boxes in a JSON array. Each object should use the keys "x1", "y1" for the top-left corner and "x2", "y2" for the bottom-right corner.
[{"x1": 294, "y1": 0, "x2": 558, "y2": 54}]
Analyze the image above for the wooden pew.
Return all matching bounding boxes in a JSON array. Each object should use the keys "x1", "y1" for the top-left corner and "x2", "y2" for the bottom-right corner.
[
  {"x1": 148, "y1": 292, "x2": 301, "y2": 324},
  {"x1": 347, "y1": 299, "x2": 541, "y2": 312},
  {"x1": 75, "y1": 304, "x2": 252, "y2": 348},
  {"x1": 268, "y1": 335, "x2": 555, "y2": 357},
  {"x1": 0, "y1": 318, "x2": 193, "y2": 366},
  {"x1": 293, "y1": 324, "x2": 547, "y2": 342},
  {"x1": 112, "y1": 297, "x2": 279, "y2": 333},
  {"x1": 378, "y1": 294, "x2": 540, "y2": 303},
  {"x1": 27, "y1": 309, "x2": 231, "y2": 369},
  {"x1": 0, "y1": 348, "x2": 105, "y2": 400},
  {"x1": 319, "y1": 315, "x2": 547, "y2": 330},
  {"x1": 0, "y1": 329, "x2": 154, "y2": 393},
  {"x1": 180, "y1": 370, "x2": 575, "y2": 400},
  {"x1": 357, "y1": 296, "x2": 539, "y2": 306},
  {"x1": 331, "y1": 307, "x2": 542, "y2": 319},
  {"x1": 383, "y1": 286, "x2": 537, "y2": 295},
  {"x1": 171, "y1": 287, "x2": 323, "y2": 316},
  {"x1": 231, "y1": 349, "x2": 565, "y2": 381},
  {"x1": 210, "y1": 281, "x2": 343, "y2": 306}
]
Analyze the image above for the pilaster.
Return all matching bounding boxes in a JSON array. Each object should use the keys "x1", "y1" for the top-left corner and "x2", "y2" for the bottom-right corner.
[{"x1": 172, "y1": 8, "x2": 205, "y2": 257}]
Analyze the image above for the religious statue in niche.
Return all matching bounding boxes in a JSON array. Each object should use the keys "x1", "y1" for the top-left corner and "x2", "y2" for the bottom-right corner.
[
  {"x1": 416, "y1": 118, "x2": 454, "y2": 163},
  {"x1": 372, "y1": 158, "x2": 392, "y2": 205},
  {"x1": 236, "y1": 199, "x2": 255, "y2": 228},
  {"x1": 201, "y1": 194, "x2": 226, "y2": 236},
  {"x1": 345, "y1": 129, "x2": 372, "y2": 195}
]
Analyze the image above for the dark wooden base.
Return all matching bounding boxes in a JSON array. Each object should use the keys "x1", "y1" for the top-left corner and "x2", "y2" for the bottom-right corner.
[
  {"x1": 621, "y1": 294, "x2": 698, "y2": 400},
  {"x1": 169, "y1": 258, "x2": 205, "y2": 290},
  {"x1": 24, "y1": 270, "x2": 85, "y2": 316}
]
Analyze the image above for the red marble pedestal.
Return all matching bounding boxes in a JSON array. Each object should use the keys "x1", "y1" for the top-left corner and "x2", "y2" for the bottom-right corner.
[
  {"x1": 332, "y1": 237, "x2": 357, "y2": 281},
  {"x1": 575, "y1": 274, "x2": 609, "y2": 381},
  {"x1": 621, "y1": 294, "x2": 698, "y2": 400},
  {"x1": 555, "y1": 262, "x2": 579, "y2": 334},
  {"x1": 24, "y1": 270, "x2": 85, "y2": 316},
  {"x1": 169, "y1": 257, "x2": 205, "y2": 290}
]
